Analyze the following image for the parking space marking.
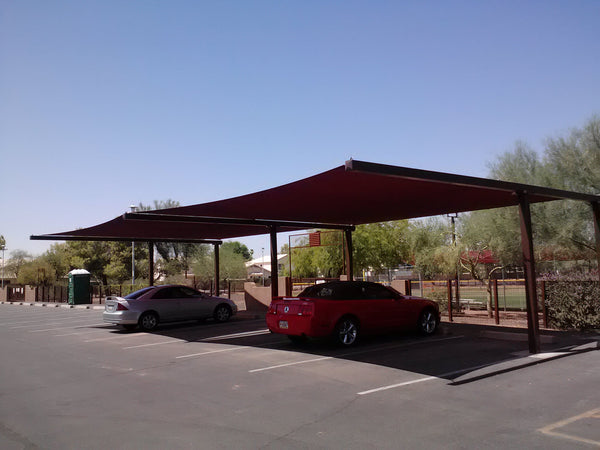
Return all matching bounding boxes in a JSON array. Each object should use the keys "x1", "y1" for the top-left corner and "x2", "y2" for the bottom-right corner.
[
  {"x1": 248, "y1": 335, "x2": 465, "y2": 374},
  {"x1": 201, "y1": 329, "x2": 271, "y2": 341},
  {"x1": 8, "y1": 315, "x2": 100, "y2": 329},
  {"x1": 358, "y1": 376, "x2": 438, "y2": 394},
  {"x1": 249, "y1": 356, "x2": 333, "y2": 373},
  {"x1": 176, "y1": 347, "x2": 244, "y2": 359},
  {"x1": 29, "y1": 323, "x2": 107, "y2": 332},
  {"x1": 356, "y1": 359, "x2": 525, "y2": 395},
  {"x1": 84, "y1": 333, "x2": 149, "y2": 342},
  {"x1": 123, "y1": 340, "x2": 184, "y2": 349},
  {"x1": 538, "y1": 407, "x2": 600, "y2": 446}
]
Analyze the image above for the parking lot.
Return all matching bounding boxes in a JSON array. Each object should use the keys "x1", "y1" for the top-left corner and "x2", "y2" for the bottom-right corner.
[{"x1": 0, "y1": 303, "x2": 598, "y2": 449}]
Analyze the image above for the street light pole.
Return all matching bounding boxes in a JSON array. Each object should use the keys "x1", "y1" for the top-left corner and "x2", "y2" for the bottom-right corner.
[
  {"x1": 0, "y1": 235, "x2": 6, "y2": 289},
  {"x1": 130, "y1": 205, "x2": 137, "y2": 286},
  {"x1": 1, "y1": 247, "x2": 6, "y2": 290}
]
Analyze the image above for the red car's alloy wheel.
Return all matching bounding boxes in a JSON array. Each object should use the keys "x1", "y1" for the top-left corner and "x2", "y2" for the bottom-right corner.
[{"x1": 335, "y1": 317, "x2": 359, "y2": 346}]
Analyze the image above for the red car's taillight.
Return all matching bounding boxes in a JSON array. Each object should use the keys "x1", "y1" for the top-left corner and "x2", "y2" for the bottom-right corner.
[
  {"x1": 267, "y1": 303, "x2": 277, "y2": 314},
  {"x1": 116, "y1": 303, "x2": 129, "y2": 311},
  {"x1": 298, "y1": 303, "x2": 314, "y2": 316}
]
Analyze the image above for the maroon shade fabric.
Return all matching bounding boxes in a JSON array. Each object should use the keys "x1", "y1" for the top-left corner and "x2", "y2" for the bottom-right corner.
[{"x1": 33, "y1": 160, "x2": 594, "y2": 242}]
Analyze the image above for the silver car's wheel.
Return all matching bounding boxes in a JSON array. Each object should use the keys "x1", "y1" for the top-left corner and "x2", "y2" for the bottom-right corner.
[
  {"x1": 335, "y1": 317, "x2": 359, "y2": 346},
  {"x1": 213, "y1": 305, "x2": 231, "y2": 323},
  {"x1": 418, "y1": 309, "x2": 438, "y2": 335},
  {"x1": 139, "y1": 312, "x2": 159, "y2": 331}
]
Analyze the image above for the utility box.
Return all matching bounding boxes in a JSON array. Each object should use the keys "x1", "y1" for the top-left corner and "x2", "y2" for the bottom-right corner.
[{"x1": 68, "y1": 269, "x2": 91, "y2": 305}]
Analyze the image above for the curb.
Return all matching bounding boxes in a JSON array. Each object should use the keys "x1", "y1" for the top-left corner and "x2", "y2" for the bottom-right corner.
[
  {"x1": 0, "y1": 301, "x2": 104, "y2": 310},
  {"x1": 481, "y1": 330, "x2": 558, "y2": 344}
]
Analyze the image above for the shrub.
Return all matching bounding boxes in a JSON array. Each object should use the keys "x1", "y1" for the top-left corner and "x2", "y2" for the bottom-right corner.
[{"x1": 541, "y1": 272, "x2": 600, "y2": 330}]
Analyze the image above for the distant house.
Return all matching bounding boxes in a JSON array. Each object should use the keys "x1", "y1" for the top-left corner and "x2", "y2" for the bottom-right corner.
[{"x1": 245, "y1": 254, "x2": 288, "y2": 279}]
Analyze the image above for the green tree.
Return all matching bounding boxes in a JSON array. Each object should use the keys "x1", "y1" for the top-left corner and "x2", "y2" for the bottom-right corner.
[
  {"x1": 353, "y1": 221, "x2": 410, "y2": 275},
  {"x1": 191, "y1": 242, "x2": 247, "y2": 289},
  {"x1": 405, "y1": 218, "x2": 452, "y2": 279},
  {"x1": 6, "y1": 250, "x2": 32, "y2": 279},
  {"x1": 17, "y1": 260, "x2": 56, "y2": 285},
  {"x1": 222, "y1": 241, "x2": 253, "y2": 261},
  {"x1": 138, "y1": 200, "x2": 204, "y2": 278},
  {"x1": 481, "y1": 116, "x2": 600, "y2": 269}
]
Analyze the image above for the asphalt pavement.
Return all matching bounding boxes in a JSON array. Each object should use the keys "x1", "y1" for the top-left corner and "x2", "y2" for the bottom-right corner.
[{"x1": 0, "y1": 302, "x2": 598, "y2": 449}]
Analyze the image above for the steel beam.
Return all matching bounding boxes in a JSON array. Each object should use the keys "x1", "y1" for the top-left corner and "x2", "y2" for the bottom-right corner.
[
  {"x1": 517, "y1": 192, "x2": 540, "y2": 354},
  {"x1": 346, "y1": 159, "x2": 600, "y2": 203},
  {"x1": 30, "y1": 234, "x2": 222, "y2": 245},
  {"x1": 124, "y1": 212, "x2": 355, "y2": 232}
]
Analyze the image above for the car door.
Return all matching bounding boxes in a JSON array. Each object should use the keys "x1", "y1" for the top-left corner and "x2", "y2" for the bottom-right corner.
[
  {"x1": 178, "y1": 287, "x2": 214, "y2": 319},
  {"x1": 361, "y1": 283, "x2": 414, "y2": 330},
  {"x1": 147, "y1": 287, "x2": 182, "y2": 322}
]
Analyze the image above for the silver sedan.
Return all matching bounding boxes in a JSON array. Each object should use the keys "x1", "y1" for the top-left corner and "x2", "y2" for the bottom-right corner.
[{"x1": 103, "y1": 284, "x2": 238, "y2": 331}]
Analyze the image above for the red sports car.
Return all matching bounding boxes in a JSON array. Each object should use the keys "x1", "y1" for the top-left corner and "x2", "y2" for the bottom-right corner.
[{"x1": 266, "y1": 281, "x2": 440, "y2": 346}]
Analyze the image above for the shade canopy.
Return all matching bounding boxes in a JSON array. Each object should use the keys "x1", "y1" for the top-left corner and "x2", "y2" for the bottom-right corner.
[{"x1": 32, "y1": 159, "x2": 599, "y2": 243}]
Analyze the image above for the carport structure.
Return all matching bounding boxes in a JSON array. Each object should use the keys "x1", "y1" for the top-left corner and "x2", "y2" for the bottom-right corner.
[{"x1": 32, "y1": 159, "x2": 600, "y2": 354}]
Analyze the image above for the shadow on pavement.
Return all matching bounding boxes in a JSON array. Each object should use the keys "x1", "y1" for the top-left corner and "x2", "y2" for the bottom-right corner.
[{"x1": 113, "y1": 316, "x2": 600, "y2": 383}]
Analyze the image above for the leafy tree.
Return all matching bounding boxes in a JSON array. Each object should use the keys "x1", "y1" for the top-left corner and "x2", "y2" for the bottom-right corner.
[
  {"x1": 288, "y1": 223, "x2": 412, "y2": 279},
  {"x1": 6, "y1": 250, "x2": 32, "y2": 279},
  {"x1": 222, "y1": 241, "x2": 253, "y2": 261},
  {"x1": 138, "y1": 200, "x2": 203, "y2": 278},
  {"x1": 353, "y1": 221, "x2": 410, "y2": 275},
  {"x1": 482, "y1": 116, "x2": 600, "y2": 269},
  {"x1": 17, "y1": 260, "x2": 56, "y2": 285},
  {"x1": 191, "y1": 242, "x2": 248, "y2": 289},
  {"x1": 405, "y1": 218, "x2": 453, "y2": 279}
]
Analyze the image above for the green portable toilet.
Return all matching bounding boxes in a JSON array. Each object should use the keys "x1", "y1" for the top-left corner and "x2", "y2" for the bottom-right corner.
[{"x1": 68, "y1": 269, "x2": 91, "y2": 305}]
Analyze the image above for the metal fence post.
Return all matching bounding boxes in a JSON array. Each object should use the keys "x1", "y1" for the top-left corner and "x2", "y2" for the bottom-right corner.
[
  {"x1": 540, "y1": 280, "x2": 548, "y2": 328},
  {"x1": 493, "y1": 279, "x2": 499, "y2": 325},
  {"x1": 447, "y1": 280, "x2": 453, "y2": 322}
]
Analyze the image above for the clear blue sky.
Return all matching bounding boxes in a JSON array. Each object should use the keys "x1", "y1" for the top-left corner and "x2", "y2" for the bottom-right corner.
[{"x1": 1, "y1": 1, "x2": 599, "y2": 259}]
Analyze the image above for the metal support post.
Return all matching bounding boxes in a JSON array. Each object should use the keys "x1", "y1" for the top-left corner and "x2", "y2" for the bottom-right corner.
[
  {"x1": 148, "y1": 242, "x2": 154, "y2": 286},
  {"x1": 270, "y1": 226, "x2": 278, "y2": 299},
  {"x1": 447, "y1": 280, "x2": 453, "y2": 322},
  {"x1": 591, "y1": 201, "x2": 600, "y2": 284},
  {"x1": 214, "y1": 243, "x2": 220, "y2": 296},
  {"x1": 493, "y1": 279, "x2": 499, "y2": 325},
  {"x1": 517, "y1": 191, "x2": 541, "y2": 354},
  {"x1": 344, "y1": 228, "x2": 354, "y2": 281}
]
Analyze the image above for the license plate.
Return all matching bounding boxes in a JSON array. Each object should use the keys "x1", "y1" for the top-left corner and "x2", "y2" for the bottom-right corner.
[{"x1": 279, "y1": 320, "x2": 288, "y2": 329}]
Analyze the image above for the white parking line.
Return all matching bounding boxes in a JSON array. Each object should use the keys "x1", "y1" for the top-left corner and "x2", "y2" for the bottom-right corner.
[
  {"x1": 84, "y1": 333, "x2": 148, "y2": 342},
  {"x1": 247, "y1": 335, "x2": 465, "y2": 374},
  {"x1": 29, "y1": 323, "x2": 107, "y2": 332},
  {"x1": 356, "y1": 361, "x2": 502, "y2": 396},
  {"x1": 201, "y1": 329, "x2": 271, "y2": 341},
  {"x1": 123, "y1": 340, "x2": 183, "y2": 349},
  {"x1": 10, "y1": 317, "x2": 100, "y2": 329},
  {"x1": 249, "y1": 356, "x2": 333, "y2": 373},
  {"x1": 357, "y1": 376, "x2": 438, "y2": 395},
  {"x1": 176, "y1": 347, "x2": 244, "y2": 359}
]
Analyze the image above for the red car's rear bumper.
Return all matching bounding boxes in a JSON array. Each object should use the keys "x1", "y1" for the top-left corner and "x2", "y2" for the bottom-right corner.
[{"x1": 266, "y1": 313, "x2": 330, "y2": 338}]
